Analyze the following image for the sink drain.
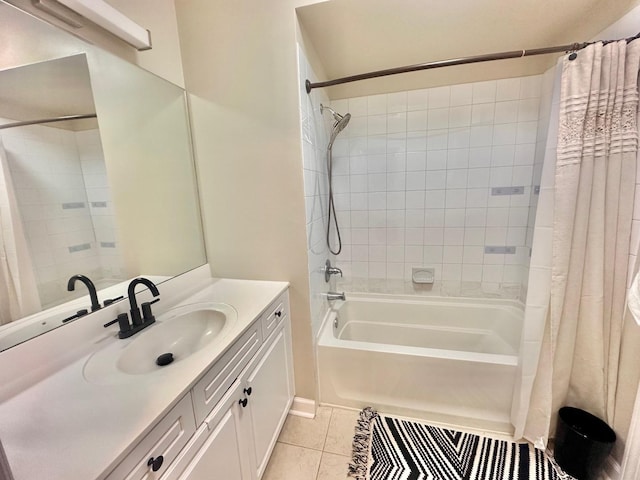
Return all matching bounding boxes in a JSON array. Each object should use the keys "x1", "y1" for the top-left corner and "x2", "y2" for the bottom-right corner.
[{"x1": 156, "y1": 352, "x2": 174, "y2": 366}]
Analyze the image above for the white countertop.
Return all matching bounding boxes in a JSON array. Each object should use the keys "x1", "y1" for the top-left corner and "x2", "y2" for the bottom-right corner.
[{"x1": 0, "y1": 275, "x2": 289, "y2": 480}]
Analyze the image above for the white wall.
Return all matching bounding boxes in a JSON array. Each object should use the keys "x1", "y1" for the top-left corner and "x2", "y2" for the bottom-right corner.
[
  {"x1": 326, "y1": 76, "x2": 543, "y2": 300},
  {"x1": 175, "y1": 0, "x2": 318, "y2": 401}
]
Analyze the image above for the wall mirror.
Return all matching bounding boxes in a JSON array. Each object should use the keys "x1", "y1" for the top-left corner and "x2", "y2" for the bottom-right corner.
[{"x1": 0, "y1": 2, "x2": 206, "y2": 351}]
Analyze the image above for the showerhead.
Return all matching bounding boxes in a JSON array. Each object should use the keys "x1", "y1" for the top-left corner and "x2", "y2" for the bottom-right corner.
[{"x1": 321, "y1": 104, "x2": 351, "y2": 148}]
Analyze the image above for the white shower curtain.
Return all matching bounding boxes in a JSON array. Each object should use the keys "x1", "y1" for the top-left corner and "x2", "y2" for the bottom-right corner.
[
  {"x1": 0, "y1": 137, "x2": 41, "y2": 325},
  {"x1": 522, "y1": 39, "x2": 640, "y2": 447}
]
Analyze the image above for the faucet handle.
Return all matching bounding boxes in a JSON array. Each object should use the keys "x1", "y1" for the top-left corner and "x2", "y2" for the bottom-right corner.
[
  {"x1": 104, "y1": 313, "x2": 132, "y2": 338},
  {"x1": 142, "y1": 298, "x2": 160, "y2": 322},
  {"x1": 103, "y1": 296, "x2": 124, "y2": 307}
]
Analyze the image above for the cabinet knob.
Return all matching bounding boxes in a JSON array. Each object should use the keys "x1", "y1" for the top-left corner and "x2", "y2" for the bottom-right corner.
[
  {"x1": 147, "y1": 455, "x2": 164, "y2": 472},
  {"x1": 274, "y1": 311, "x2": 282, "y2": 317},
  {"x1": 239, "y1": 398, "x2": 248, "y2": 408},
  {"x1": 244, "y1": 387, "x2": 252, "y2": 396}
]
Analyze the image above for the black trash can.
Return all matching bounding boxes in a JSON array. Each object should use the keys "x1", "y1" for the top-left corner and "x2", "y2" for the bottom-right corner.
[{"x1": 554, "y1": 406, "x2": 616, "y2": 480}]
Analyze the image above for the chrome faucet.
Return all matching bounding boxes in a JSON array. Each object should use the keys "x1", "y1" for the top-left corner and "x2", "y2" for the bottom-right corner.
[
  {"x1": 67, "y1": 274, "x2": 101, "y2": 312},
  {"x1": 325, "y1": 291, "x2": 346, "y2": 301},
  {"x1": 323, "y1": 259, "x2": 343, "y2": 282}
]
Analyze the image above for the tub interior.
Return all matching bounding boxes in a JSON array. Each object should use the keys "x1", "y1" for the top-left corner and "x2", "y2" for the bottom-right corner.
[
  {"x1": 334, "y1": 298, "x2": 522, "y2": 355},
  {"x1": 338, "y1": 321, "x2": 516, "y2": 355}
]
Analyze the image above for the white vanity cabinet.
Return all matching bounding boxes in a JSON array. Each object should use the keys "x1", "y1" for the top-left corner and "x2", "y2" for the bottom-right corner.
[
  {"x1": 244, "y1": 327, "x2": 293, "y2": 479},
  {"x1": 167, "y1": 380, "x2": 253, "y2": 480},
  {"x1": 111, "y1": 289, "x2": 294, "y2": 480}
]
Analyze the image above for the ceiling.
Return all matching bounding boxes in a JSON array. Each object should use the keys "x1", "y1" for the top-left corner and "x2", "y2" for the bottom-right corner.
[
  {"x1": 297, "y1": 0, "x2": 640, "y2": 99},
  {"x1": 0, "y1": 53, "x2": 98, "y2": 131}
]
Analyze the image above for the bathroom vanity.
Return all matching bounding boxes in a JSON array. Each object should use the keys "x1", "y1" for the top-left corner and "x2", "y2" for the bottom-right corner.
[{"x1": 0, "y1": 267, "x2": 294, "y2": 480}]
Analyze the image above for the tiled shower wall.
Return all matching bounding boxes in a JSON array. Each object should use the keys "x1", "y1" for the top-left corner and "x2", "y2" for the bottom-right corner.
[
  {"x1": 0, "y1": 122, "x2": 123, "y2": 308},
  {"x1": 327, "y1": 76, "x2": 544, "y2": 299},
  {"x1": 297, "y1": 44, "x2": 334, "y2": 339}
]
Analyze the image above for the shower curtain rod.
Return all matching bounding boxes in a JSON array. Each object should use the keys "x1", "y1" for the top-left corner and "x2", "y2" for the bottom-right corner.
[
  {"x1": 0, "y1": 113, "x2": 97, "y2": 130},
  {"x1": 305, "y1": 33, "x2": 640, "y2": 93}
]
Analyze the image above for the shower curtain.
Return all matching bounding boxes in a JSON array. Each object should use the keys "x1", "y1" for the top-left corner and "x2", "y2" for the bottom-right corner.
[
  {"x1": 0, "y1": 137, "x2": 41, "y2": 325},
  {"x1": 522, "y1": 39, "x2": 640, "y2": 448}
]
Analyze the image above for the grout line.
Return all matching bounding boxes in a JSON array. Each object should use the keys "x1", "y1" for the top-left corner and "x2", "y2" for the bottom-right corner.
[{"x1": 320, "y1": 406, "x2": 334, "y2": 452}]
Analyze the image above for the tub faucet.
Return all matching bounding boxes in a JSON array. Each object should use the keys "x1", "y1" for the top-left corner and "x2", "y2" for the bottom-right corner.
[
  {"x1": 326, "y1": 291, "x2": 345, "y2": 301},
  {"x1": 323, "y1": 259, "x2": 343, "y2": 282},
  {"x1": 67, "y1": 274, "x2": 101, "y2": 312}
]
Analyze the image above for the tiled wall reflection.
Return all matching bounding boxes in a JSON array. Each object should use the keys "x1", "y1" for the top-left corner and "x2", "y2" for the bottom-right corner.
[{"x1": 0, "y1": 122, "x2": 124, "y2": 308}]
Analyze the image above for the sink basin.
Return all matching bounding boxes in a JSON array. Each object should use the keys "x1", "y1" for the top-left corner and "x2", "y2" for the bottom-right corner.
[{"x1": 83, "y1": 302, "x2": 237, "y2": 384}]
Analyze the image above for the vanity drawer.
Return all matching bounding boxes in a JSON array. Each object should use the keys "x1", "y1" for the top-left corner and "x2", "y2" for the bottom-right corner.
[
  {"x1": 191, "y1": 322, "x2": 261, "y2": 425},
  {"x1": 261, "y1": 291, "x2": 289, "y2": 341},
  {"x1": 105, "y1": 393, "x2": 196, "y2": 480}
]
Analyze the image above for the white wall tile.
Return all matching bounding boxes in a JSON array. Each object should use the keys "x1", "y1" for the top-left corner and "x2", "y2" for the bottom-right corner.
[
  {"x1": 447, "y1": 149, "x2": 469, "y2": 169},
  {"x1": 423, "y1": 245, "x2": 443, "y2": 262},
  {"x1": 450, "y1": 84, "x2": 473, "y2": 106},
  {"x1": 429, "y1": 86, "x2": 451, "y2": 108},
  {"x1": 491, "y1": 145, "x2": 515, "y2": 167},
  {"x1": 428, "y1": 108, "x2": 449, "y2": 130},
  {"x1": 493, "y1": 123, "x2": 518, "y2": 145},
  {"x1": 425, "y1": 190, "x2": 446, "y2": 208},
  {"x1": 407, "y1": 151, "x2": 427, "y2": 171},
  {"x1": 446, "y1": 189, "x2": 467, "y2": 208},
  {"x1": 324, "y1": 74, "x2": 542, "y2": 292},
  {"x1": 427, "y1": 150, "x2": 447, "y2": 170},
  {"x1": 388, "y1": 113, "x2": 407, "y2": 133},
  {"x1": 406, "y1": 190, "x2": 425, "y2": 209},
  {"x1": 472, "y1": 103, "x2": 495, "y2": 125},
  {"x1": 368, "y1": 115, "x2": 387, "y2": 135},
  {"x1": 425, "y1": 208, "x2": 445, "y2": 227},
  {"x1": 450, "y1": 106, "x2": 472, "y2": 127},
  {"x1": 406, "y1": 132, "x2": 427, "y2": 152},
  {"x1": 425, "y1": 171, "x2": 446, "y2": 190},
  {"x1": 387, "y1": 91, "x2": 408, "y2": 113},
  {"x1": 446, "y1": 169, "x2": 468, "y2": 189},
  {"x1": 473, "y1": 81, "x2": 497, "y2": 104},
  {"x1": 444, "y1": 228, "x2": 464, "y2": 246},
  {"x1": 496, "y1": 78, "x2": 521, "y2": 101},
  {"x1": 445, "y1": 208, "x2": 465, "y2": 227},
  {"x1": 368, "y1": 94, "x2": 387, "y2": 115},
  {"x1": 407, "y1": 89, "x2": 429, "y2": 111}
]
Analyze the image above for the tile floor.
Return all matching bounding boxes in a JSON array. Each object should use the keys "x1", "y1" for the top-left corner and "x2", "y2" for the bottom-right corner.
[{"x1": 263, "y1": 406, "x2": 360, "y2": 480}]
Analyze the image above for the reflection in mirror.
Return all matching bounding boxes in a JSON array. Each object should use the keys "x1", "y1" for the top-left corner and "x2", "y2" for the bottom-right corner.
[
  {"x1": 0, "y1": 55, "x2": 126, "y2": 314},
  {"x1": 0, "y1": 3, "x2": 206, "y2": 351}
]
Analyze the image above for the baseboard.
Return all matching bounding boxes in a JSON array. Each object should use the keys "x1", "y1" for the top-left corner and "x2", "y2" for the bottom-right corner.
[
  {"x1": 602, "y1": 456, "x2": 621, "y2": 480},
  {"x1": 288, "y1": 397, "x2": 316, "y2": 418}
]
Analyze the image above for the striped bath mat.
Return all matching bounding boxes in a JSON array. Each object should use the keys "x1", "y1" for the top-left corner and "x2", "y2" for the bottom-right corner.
[{"x1": 348, "y1": 408, "x2": 574, "y2": 480}]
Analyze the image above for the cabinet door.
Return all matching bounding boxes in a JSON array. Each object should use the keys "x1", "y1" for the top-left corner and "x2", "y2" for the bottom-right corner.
[
  {"x1": 176, "y1": 382, "x2": 250, "y2": 480},
  {"x1": 246, "y1": 327, "x2": 293, "y2": 479}
]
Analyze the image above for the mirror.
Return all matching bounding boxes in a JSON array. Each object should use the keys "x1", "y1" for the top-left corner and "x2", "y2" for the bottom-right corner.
[{"x1": 0, "y1": 3, "x2": 206, "y2": 351}]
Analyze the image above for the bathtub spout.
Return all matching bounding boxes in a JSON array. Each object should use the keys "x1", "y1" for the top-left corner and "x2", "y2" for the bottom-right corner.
[{"x1": 325, "y1": 291, "x2": 345, "y2": 301}]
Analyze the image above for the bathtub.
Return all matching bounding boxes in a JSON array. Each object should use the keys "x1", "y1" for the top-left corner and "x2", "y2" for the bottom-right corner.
[{"x1": 317, "y1": 293, "x2": 523, "y2": 433}]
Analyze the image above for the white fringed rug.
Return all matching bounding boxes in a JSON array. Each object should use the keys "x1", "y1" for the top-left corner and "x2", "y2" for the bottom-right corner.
[{"x1": 348, "y1": 408, "x2": 574, "y2": 480}]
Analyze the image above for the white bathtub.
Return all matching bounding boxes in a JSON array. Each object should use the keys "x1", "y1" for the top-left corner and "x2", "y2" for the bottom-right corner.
[{"x1": 317, "y1": 293, "x2": 523, "y2": 433}]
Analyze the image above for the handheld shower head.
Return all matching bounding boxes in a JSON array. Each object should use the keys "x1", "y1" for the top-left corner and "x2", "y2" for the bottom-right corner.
[{"x1": 321, "y1": 104, "x2": 351, "y2": 148}]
